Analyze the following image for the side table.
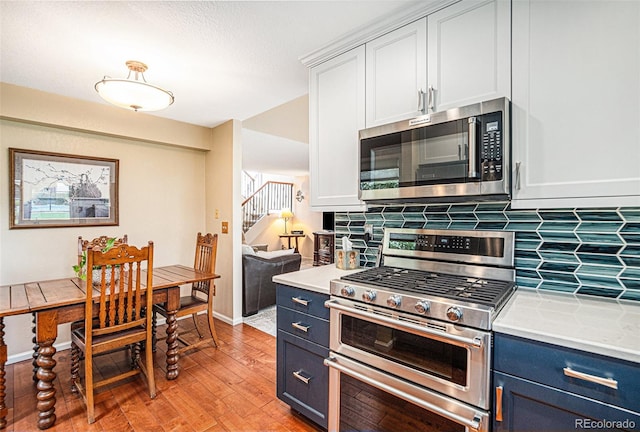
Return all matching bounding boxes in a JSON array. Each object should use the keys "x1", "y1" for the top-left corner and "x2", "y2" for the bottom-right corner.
[{"x1": 279, "y1": 233, "x2": 305, "y2": 253}]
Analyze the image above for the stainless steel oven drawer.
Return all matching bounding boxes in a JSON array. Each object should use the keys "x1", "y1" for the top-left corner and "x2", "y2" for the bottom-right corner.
[
  {"x1": 277, "y1": 306, "x2": 329, "y2": 347},
  {"x1": 494, "y1": 333, "x2": 640, "y2": 413}
]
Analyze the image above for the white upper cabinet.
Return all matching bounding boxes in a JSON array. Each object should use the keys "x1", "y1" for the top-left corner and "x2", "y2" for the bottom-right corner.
[
  {"x1": 309, "y1": 46, "x2": 367, "y2": 211},
  {"x1": 511, "y1": 0, "x2": 640, "y2": 208},
  {"x1": 365, "y1": 18, "x2": 427, "y2": 127},
  {"x1": 427, "y1": 0, "x2": 511, "y2": 112}
]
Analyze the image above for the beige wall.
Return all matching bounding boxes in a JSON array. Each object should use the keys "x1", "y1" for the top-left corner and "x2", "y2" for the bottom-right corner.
[
  {"x1": 205, "y1": 119, "x2": 244, "y2": 322},
  {"x1": 0, "y1": 83, "x2": 211, "y2": 150},
  {"x1": 242, "y1": 94, "x2": 309, "y2": 144},
  {"x1": 0, "y1": 84, "x2": 243, "y2": 361}
]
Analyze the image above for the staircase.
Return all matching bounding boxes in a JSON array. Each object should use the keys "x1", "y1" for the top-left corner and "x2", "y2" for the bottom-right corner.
[{"x1": 242, "y1": 181, "x2": 293, "y2": 232}]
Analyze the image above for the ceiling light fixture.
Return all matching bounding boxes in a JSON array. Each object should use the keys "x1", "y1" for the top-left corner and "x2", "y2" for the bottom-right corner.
[{"x1": 95, "y1": 60, "x2": 174, "y2": 112}]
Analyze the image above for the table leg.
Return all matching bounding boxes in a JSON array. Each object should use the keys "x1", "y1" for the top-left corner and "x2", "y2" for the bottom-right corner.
[
  {"x1": 0, "y1": 318, "x2": 7, "y2": 429},
  {"x1": 165, "y1": 286, "x2": 180, "y2": 380},
  {"x1": 36, "y1": 310, "x2": 58, "y2": 430},
  {"x1": 32, "y1": 313, "x2": 39, "y2": 383}
]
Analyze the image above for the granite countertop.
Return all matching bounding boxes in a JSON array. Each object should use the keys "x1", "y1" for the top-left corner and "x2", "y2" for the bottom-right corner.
[
  {"x1": 273, "y1": 264, "x2": 364, "y2": 294},
  {"x1": 494, "y1": 289, "x2": 640, "y2": 364}
]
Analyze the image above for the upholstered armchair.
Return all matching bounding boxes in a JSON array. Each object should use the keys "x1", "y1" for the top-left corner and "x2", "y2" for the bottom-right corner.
[{"x1": 242, "y1": 247, "x2": 301, "y2": 316}]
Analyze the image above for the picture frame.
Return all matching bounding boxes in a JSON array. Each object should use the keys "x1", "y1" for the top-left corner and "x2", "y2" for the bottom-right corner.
[{"x1": 9, "y1": 148, "x2": 119, "y2": 229}]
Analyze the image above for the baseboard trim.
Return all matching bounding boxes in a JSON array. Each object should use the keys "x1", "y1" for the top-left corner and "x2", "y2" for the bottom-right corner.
[{"x1": 8, "y1": 311, "x2": 239, "y2": 365}]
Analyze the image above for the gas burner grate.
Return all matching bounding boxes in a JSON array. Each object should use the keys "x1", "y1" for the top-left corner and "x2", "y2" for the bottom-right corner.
[{"x1": 341, "y1": 266, "x2": 514, "y2": 306}]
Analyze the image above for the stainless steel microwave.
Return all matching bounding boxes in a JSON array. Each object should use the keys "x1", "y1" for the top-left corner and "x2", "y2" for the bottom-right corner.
[{"x1": 359, "y1": 97, "x2": 511, "y2": 202}]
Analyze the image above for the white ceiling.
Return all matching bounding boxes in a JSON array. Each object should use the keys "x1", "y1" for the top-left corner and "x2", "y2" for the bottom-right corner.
[
  {"x1": 0, "y1": 0, "x2": 428, "y2": 127},
  {"x1": 0, "y1": 0, "x2": 426, "y2": 175}
]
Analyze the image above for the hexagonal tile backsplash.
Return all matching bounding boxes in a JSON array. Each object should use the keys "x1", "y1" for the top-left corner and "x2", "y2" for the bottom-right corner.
[{"x1": 335, "y1": 202, "x2": 640, "y2": 302}]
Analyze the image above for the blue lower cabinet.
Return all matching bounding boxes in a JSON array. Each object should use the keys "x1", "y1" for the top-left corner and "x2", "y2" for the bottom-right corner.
[
  {"x1": 277, "y1": 330, "x2": 329, "y2": 428},
  {"x1": 276, "y1": 284, "x2": 329, "y2": 429},
  {"x1": 494, "y1": 371, "x2": 640, "y2": 432},
  {"x1": 493, "y1": 333, "x2": 640, "y2": 432}
]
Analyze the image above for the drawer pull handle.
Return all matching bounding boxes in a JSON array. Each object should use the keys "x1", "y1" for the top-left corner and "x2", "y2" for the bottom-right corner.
[
  {"x1": 563, "y1": 367, "x2": 618, "y2": 390},
  {"x1": 291, "y1": 297, "x2": 309, "y2": 307},
  {"x1": 495, "y1": 386, "x2": 503, "y2": 422},
  {"x1": 291, "y1": 322, "x2": 310, "y2": 332},
  {"x1": 293, "y1": 370, "x2": 311, "y2": 384}
]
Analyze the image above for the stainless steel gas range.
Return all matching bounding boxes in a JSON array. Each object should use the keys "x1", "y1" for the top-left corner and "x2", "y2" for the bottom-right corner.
[{"x1": 325, "y1": 228, "x2": 516, "y2": 432}]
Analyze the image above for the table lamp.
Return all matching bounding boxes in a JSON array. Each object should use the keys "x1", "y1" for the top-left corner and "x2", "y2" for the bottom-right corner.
[{"x1": 280, "y1": 208, "x2": 294, "y2": 234}]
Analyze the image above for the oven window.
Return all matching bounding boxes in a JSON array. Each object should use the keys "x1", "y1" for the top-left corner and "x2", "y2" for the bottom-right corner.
[
  {"x1": 340, "y1": 374, "x2": 465, "y2": 432},
  {"x1": 340, "y1": 315, "x2": 467, "y2": 386}
]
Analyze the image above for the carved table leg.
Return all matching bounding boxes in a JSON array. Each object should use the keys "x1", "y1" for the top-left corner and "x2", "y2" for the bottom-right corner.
[
  {"x1": 151, "y1": 309, "x2": 157, "y2": 353},
  {"x1": 36, "y1": 311, "x2": 58, "y2": 430},
  {"x1": 165, "y1": 310, "x2": 179, "y2": 380},
  {"x1": 32, "y1": 313, "x2": 39, "y2": 383},
  {"x1": 0, "y1": 318, "x2": 8, "y2": 429},
  {"x1": 70, "y1": 343, "x2": 79, "y2": 394}
]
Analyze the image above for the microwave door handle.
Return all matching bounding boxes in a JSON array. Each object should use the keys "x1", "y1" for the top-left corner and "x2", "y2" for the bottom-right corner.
[{"x1": 468, "y1": 117, "x2": 480, "y2": 179}]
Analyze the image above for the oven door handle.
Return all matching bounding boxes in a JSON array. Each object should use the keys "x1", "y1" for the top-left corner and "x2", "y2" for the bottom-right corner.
[
  {"x1": 326, "y1": 354, "x2": 483, "y2": 432},
  {"x1": 325, "y1": 299, "x2": 483, "y2": 348}
]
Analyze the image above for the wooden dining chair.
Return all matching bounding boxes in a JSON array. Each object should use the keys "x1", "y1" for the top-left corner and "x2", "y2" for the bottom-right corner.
[
  {"x1": 70, "y1": 242, "x2": 156, "y2": 424},
  {"x1": 154, "y1": 232, "x2": 219, "y2": 354},
  {"x1": 31, "y1": 235, "x2": 131, "y2": 382}
]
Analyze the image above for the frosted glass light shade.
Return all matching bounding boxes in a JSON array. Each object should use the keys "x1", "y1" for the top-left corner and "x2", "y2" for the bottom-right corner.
[
  {"x1": 95, "y1": 79, "x2": 174, "y2": 112},
  {"x1": 95, "y1": 60, "x2": 174, "y2": 112}
]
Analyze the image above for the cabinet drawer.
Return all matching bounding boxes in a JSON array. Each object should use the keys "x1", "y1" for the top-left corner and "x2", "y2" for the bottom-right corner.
[
  {"x1": 276, "y1": 330, "x2": 329, "y2": 429},
  {"x1": 494, "y1": 333, "x2": 640, "y2": 413},
  {"x1": 494, "y1": 371, "x2": 640, "y2": 432},
  {"x1": 276, "y1": 284, "x2": 329, "y2": 320},
  {"x1": 277, "y1": 306, "x2": 329, "y2": 347}
]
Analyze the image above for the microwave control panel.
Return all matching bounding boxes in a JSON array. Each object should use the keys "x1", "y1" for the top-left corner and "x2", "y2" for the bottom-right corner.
[{"x1": 480, "y1": 111, "x2": 503, "y2": 181}]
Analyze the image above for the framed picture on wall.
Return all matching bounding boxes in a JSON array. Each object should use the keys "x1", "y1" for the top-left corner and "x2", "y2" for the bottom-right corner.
[{"x1": 9, "y1": 148, "x2": 119, "y2": 229}]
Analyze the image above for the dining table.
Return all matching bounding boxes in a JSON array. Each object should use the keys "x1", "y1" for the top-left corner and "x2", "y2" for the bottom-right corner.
[{"x1": 0, "y1": 264, "x2": 219, "y2": 430}]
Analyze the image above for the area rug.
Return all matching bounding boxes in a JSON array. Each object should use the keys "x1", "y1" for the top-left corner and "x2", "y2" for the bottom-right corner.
[{"x1": 243, "y1": 305, "x2": 277, "y2": 337}]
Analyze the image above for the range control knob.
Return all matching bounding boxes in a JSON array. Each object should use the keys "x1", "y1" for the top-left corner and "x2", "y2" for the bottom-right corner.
[
  {"x1": 362, "y1": 290, "x2": 377, "y2": 303},
  {"x1": 340, "y1": 286, "x2": 355, "y2": 297},
  {"x1": 446, "y1": 307, "x2": 463, "y2": 322},
  {"x1": 386, "y1": 295, "x2": 402, "y2": 308},
  {"x1": 415, "y1": 300, "x2": 431, "y2": 314}
]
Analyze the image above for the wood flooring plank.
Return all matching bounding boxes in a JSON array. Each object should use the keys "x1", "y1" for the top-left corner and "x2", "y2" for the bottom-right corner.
[{"x1": 4, "y1": 316, "x2": 318, "y2": 432}]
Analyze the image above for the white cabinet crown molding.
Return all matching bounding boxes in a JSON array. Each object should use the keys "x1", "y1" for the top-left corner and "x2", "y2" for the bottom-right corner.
[{"x1": 299, "y1": 0, "x2": 458, "y2": 68}]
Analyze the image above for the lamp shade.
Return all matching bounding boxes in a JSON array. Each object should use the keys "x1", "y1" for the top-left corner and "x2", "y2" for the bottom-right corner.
[
  {"x1": 95, "y1": 61, "x2": 174, "y2": 112},
  {"x1": 280, "y1": 208, "x2": 294, "y2": 219}
]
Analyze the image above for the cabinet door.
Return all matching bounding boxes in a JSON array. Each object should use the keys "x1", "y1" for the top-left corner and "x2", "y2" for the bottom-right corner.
[
  {"x1": 427, "y1": 0, "x2": 510, "y2": 112},
  {"x1": 276, "y1": 330, "x2": 329, "y2": 429},
  {"x1": 511, "y1": 0, "x2": 640, "y2": 208},
  {"x1": 309, "y1": 46, "x2": 366, "y2": 211},
  {"x1": 365, "y1": 18, "x2": 427, "y2": 127},
  {"x1": 494, "y1": 372, "x2": 640, "y2": 432}
]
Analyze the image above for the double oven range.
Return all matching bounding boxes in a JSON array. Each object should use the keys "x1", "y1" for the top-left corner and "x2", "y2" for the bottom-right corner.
[{"x1": 325, "y1": 228, "x2": 516, "y2": 432}]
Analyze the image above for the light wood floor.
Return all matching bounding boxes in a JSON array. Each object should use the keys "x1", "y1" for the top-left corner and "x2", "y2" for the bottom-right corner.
[{"x1": 4, "y1": 318, "x2": 321, "y2": 432}]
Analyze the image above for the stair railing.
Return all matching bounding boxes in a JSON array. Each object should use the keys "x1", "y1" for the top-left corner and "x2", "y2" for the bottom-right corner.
[{"x1": 242, "y1": 181, "x2": 293, "y2": 232}]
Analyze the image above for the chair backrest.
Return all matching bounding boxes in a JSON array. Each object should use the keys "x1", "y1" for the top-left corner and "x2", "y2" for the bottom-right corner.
[
  {"x1": 78, "y1": 235, "x2": 128, "y2": 268},
  {"x1": 192, "y1": 232, "x2": 218, "y2": 297},
  {"x1": 85, "y1": 242, "x2": 154, "y2": 339}
]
